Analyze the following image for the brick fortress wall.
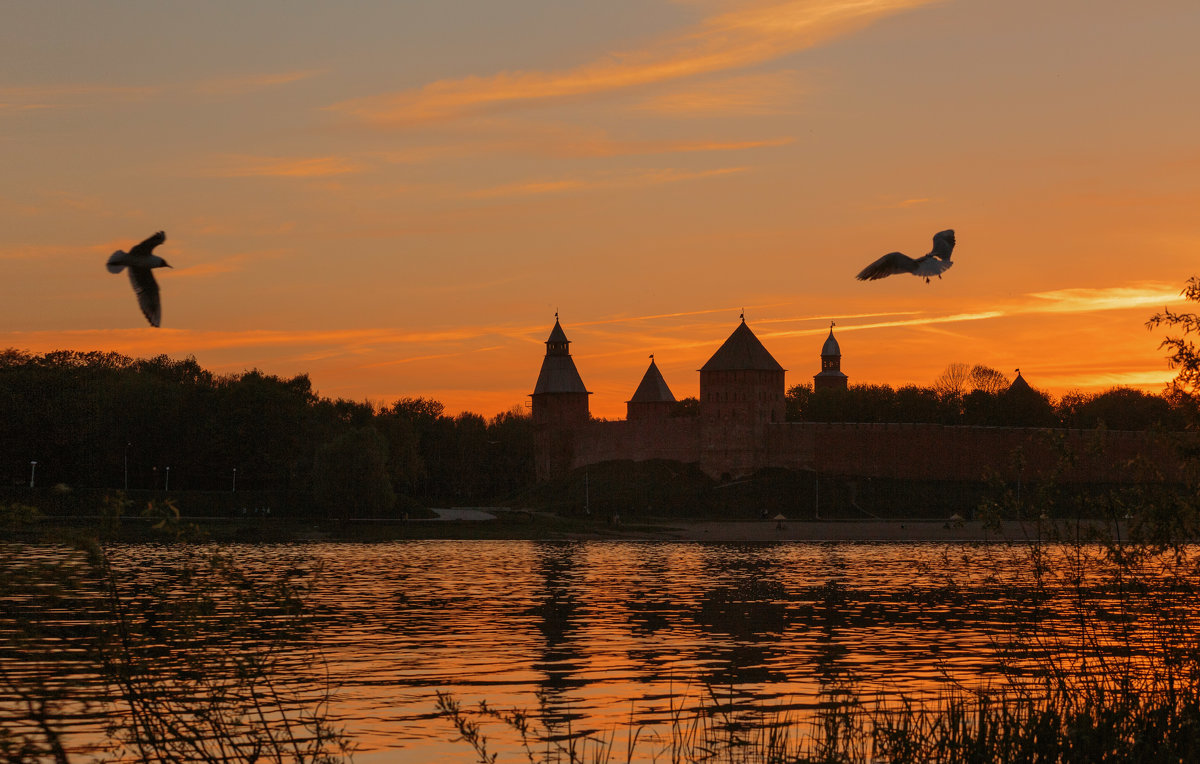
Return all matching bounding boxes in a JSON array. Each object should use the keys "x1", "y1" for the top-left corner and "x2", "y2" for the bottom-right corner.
[{"x1": 565, "y1": 419, "x2": 1181, "y2": 484}]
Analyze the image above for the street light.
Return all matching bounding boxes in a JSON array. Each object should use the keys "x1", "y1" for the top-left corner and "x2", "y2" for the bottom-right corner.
[
  {"x1": 165, "y1": 466, "x2": 170, "y2": 492},
  {"x1": 232, "y1": 467, "x2": 237, "y2": 493},
  {"x1": 124, "y1": 442, "x2": 130, "y2": 491},
  {"x1": 29, "y1": 460, "x2": 37, "y2": 489}
]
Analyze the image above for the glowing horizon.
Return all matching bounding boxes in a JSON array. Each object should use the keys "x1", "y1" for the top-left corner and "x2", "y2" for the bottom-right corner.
[{"x1": 2, "y1": 2, "x2": 1197, "y2": 419}]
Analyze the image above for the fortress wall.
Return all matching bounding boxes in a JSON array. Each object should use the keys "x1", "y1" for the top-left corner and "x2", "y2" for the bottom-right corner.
[
  {"x1": 557, "y1": 418, "x2": 1184, "y2": 484},
  {"x1": 765, "y1": 423, "x2": 1183, "y2": 483},
  {"x1": 572, "y1": 418, "x2": 702, "y2": 469}
]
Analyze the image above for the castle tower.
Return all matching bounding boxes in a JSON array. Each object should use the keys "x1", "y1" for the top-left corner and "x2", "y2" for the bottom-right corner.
[
  {"x1": 813, "y1": 322, "x2": 849, "y2": 391},
  {"x1": 627, "y1": 356, "x2": 676, "y2": 421},
  {"x1": 531, "y1": 316, "x2": 590, "y2": 479},
  {"x1": 699, "y1": 317, "x2": 785, "y2": 478}
]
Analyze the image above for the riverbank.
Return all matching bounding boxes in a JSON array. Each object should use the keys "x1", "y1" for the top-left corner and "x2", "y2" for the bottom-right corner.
[
  {"x1": 654, "y1": 518, "x2": 1117, "y2": 543},
  {"x1": 8, "y1": 510, "x2": 1123, "y2": 545}
]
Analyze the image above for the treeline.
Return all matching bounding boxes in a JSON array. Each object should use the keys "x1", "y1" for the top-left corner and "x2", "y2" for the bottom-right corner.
[
  {"x1": 0, "y1": 349, "x2": 534, "y2": 514},
  {"x1": 5, "y1": 350, "x2": 1194, "y2": 517},
  {"x1": 784, "y1": 365, "x2": 1193, "y2": 430}
]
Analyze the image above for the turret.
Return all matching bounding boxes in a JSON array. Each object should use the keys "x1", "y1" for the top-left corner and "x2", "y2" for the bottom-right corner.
[
  {"x1": 627, "y1": 356, "x2": 676, "y2": 420},
  {"x1": 813, "y1": 322, "x2": 849, "y2": 391},
  {"x1": 699, "y1": 316, "x2": 785, "y2": 477}
]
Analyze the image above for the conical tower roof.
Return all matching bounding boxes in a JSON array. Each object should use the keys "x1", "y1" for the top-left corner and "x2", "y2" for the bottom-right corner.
[
  {"x1": 1009, "y1": 369, "x2": 1034, "y2": 394},
  {"x1": 546, "y1": 320, "x2": 569, "y2": 346},
  {"x1": 700, "y1": 319, "x2": 784, "y2": 372},
  {"x1": 629, "y1": 357, "x2": 676, "y2": 403},
  {"x1": 533, "y1": 318, "x2": 589, "y2": 395}
]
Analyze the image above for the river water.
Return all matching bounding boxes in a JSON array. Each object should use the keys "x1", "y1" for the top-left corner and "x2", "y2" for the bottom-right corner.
[{"x1": 4, "y1": 538, "x2": 1188, "y2": 761}]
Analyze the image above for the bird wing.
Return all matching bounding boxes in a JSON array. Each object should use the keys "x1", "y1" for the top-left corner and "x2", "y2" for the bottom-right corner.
[
  {"x1": 929, "y1": 229, "x2": 955, "y2": 260},
  {"x1": 128, "y1": 267, "x2": 162, "y2": 327},
  {"x1": 856, "y1": 252, "x2": 917, "y2": 281},
  {"x1": 129, "y1": 230, "x2": 166, "y2": 258},
  {"x1": 106, "y1": 251, "x2": 128, "y2": 273}
]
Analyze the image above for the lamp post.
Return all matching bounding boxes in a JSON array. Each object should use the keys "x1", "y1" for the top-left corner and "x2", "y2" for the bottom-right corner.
[
  {"x1": 165, "y1": 466, "x2": 170, "y2": 492},
  {"x1": 232, "y1": 467, "x2": 237, "y2": 493},
  {"x1": 29, "y1": 460, "x2": 37, "y2": 489},
  {"x1": 124, "y1": 442, "x2": 130, "y2": 491}
]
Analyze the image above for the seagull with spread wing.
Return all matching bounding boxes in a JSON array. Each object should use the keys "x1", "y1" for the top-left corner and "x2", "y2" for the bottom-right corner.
[
  {"x1": 106, "y1": 230, "x2": 172, "y2": 327},
  {"x1": 856, "y1": 229, "x2": 956, "y2": 283}
]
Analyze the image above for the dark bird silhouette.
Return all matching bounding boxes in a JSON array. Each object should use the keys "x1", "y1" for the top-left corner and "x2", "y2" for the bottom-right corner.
[
  {"x1": 856, "y1": 229, "x2": 956, "y2": 283},
  {"x1": 106, "y1": 231, "x2": 172, "y2": 326}
]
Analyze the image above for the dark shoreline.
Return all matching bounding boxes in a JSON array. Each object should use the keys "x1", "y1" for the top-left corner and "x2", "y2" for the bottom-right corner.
[{"x1": 10, "y1": 513, "x2": 1125, "y2": 545}]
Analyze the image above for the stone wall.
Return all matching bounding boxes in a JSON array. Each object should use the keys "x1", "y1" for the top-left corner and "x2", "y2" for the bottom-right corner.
[
  {"x1": 558, "y1": 417, "x2": 1184, "y2": 484},
  {"x1": 572, "y1": 418, "x2": 702, "y2": 467}
]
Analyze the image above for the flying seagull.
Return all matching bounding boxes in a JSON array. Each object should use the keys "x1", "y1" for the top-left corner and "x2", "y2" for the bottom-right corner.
[
  {"x1": 856, "y1": 229, "x2": 956, "y2": 283},
  {"x1": 106, "y1": 230, "x2": 172, "y2": 326}
]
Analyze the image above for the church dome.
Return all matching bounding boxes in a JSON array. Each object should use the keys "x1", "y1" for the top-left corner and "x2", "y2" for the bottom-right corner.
[{"x1": 821, "y1": 327, "x2": 841, "y2": 357}]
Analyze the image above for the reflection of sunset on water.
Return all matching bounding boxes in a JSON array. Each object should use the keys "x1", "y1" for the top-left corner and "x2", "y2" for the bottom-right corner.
[
  {"x1": 6, "y1": 535, "x2": 1196, "y2": 760},
  {"x1": 51, "y1": 539, "x2": 1180, "y2": 760}
]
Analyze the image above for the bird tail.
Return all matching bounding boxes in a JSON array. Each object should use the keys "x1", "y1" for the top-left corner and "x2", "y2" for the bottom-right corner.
[{"x1": 106, "y1": 251, "x2": 126, "y2": 274}]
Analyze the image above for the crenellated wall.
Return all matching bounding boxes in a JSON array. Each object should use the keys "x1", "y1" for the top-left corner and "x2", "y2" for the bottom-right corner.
[{"x1": 559, "y1": 418, "x2": 1185, "y2": 484}]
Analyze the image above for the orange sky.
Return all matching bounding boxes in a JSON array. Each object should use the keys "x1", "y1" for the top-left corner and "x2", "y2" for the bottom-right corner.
[{"x1": 2, "y1": 0, "x2": 1198, "y2": 419}]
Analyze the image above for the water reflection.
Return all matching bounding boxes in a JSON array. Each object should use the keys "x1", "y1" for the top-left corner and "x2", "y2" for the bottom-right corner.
[{"x1": 4, "y1": 539, "x2": 1196, "y2": 762}]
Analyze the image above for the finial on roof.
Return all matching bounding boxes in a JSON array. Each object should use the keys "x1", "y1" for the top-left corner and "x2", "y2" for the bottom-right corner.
[
  {"x1": 649, "y1": 353, "x2": 654, "y2": 359},
  {"x1": 555, "y1": 309, "x2": 559, "y2": 320},
  {"x1": 740, "y1": 308, "x2": 745, "y2": 322},
  {"x1": 830, "y1": 320, "x2": 836, "y2": 329}
]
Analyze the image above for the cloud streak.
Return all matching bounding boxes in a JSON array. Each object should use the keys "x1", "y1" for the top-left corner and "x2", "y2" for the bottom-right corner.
[
  {"x1": 329, "y1": 0, "x2": 938, "y2": 125},
  {"x1": 378, "y1": 124, "x2": 792, "y2": 163},
  {"x1": 193, "y1": 70, "x2": 323, "y2": 96},
  {"x1": 464, "y1": 165, "x2": 748, "y2": 199},
  {"x1": 204, "y1": 155, "x2": 368, "y2": 178},
  {"x1": 635, "y1": 70, "x2": 808, "y2": 115},
  {"x1": 764, "y1": 284, "x2": 1186, "y2": 340}
]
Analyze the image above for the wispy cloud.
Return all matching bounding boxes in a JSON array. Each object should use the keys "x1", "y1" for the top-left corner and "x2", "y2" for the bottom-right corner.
[
  {"x1": 2, "y1": 70, "x2": 320, "y2": 112},
  {"x1": 203, "y1": 155, "x2": 369, "y2": 178},
  {"x1": 635, "y1": 70, "x2": 807, "y2": 115},
  {"x1": 764, "y1": 284, "x2": 1186, "y2": 340},
  {"x1": 1025, "y1": 286, "x2": 1182, "y2": 314},
  {"x1": 329, "y1": 0, "x2": 938, "y2": 126},
  {"x1": 378, "y1": 123, "x2": 791, "y2": 162},
  {"x1": 1036, "y1": 369, "x2": 1175, "y2": 391},
  {"x1": 765, "y1": 311, "x2": 1007, "y2": 339},
  {"x1": 175, "y1": 251, "x2": 288, "y2": 279},
  {"x1": 193, "y1": 70, "x2": 323, "y2": 96},
  {"x1": 0, "y1": 84, "x2": 159, "y2": 110},
  {"x1": 465, "y1": 165, "x2": 747, "y2": 199}
]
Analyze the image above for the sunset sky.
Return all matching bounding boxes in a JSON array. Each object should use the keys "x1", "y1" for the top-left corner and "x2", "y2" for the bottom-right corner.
[{"x1": 3, "y1": 0, "x2": 1198, "y2": 419}]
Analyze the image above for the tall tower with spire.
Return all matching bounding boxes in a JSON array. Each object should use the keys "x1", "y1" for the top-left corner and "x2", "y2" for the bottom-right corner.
[
  {"x1": 530, "y1": 315, "x2": 590, "y2": 479},
  {"x1": 814, "y1": 322, "x2": 849, "y2": 391}
]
